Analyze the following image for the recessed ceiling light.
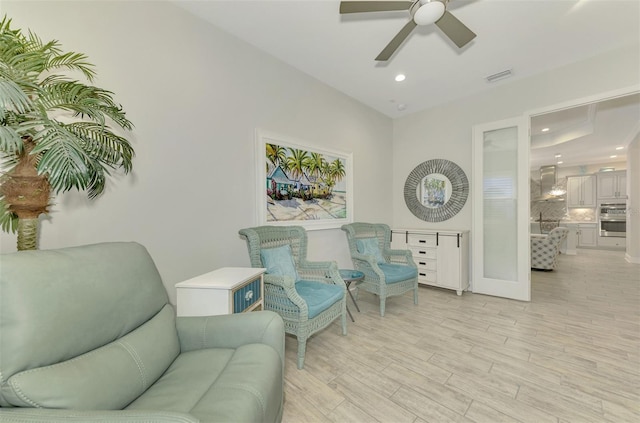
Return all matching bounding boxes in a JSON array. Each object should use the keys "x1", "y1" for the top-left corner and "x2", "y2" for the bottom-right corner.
[
  {"x1": 395, "y1": 74, "x2": 406, "y2": 82},
  {"x1": 397, "y1": 103, "x2": 407, "y2": 111},
  {"x1": 557, "y1": 161, "x2": 563, "y2": 164},
  {"x1": 615, "y1": 146, "x2": 624, "y2": 150},
  {"x1": 542, "y1": 128, "x2": 550, "y2": 132},
  {"x1": 554, "y1": 154, "x2": 562, "y2": 158},
  {"x1": 610, "y1": 155, "x2": 617, "y2": 159}
]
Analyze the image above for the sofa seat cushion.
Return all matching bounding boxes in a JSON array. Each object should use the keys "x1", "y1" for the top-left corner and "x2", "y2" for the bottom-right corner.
[
  {"x1": 126, "y1": 344, "x2": 282, "y2": 423},
  {"x1": 295, "y1": 280, "x2": 344, "y2": 318},
  {"x1": 378, "y1": 263, "x2": 418, "y2": 284}
]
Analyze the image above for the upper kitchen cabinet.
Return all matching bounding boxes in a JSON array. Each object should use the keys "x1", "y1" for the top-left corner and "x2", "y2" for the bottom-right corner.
[
  {"x1": 567, "y1": 175, "x2": 596, "y2": 207},
  {"x1": 597, "y1": 170, "x2": 627, "y2": 199}
]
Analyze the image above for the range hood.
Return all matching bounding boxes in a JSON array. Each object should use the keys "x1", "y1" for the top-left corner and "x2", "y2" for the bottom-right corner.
[{"x1": 534, "y1": 165, "x2": 565, "y2": 202}]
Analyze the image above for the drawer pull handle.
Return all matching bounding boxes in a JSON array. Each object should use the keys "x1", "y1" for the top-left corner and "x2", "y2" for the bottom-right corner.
[
  {"x1": 419, "y1": 273, "x2": 426, "y2": 277},
  {"x1": 419, "y1": 240, "x2": 426, "y2": 243},
  {"x1": 419, "y1": 251, "x2": 426, "y2": 254},
  {"x1": 419, "y1": 262, "x2": 426, "y2": 265},
  {"x1": 245, "y1": 290, "x2": 254, "y2": 301}
]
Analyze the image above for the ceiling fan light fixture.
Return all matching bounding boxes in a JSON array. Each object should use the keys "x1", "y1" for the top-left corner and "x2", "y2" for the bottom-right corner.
[{"x1": 413, "y1": 1, "x2": 445, "y2": 26}]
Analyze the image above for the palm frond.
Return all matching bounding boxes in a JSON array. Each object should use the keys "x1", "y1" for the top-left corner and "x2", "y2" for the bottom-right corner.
[
  {"x1": 0, "y1": 78, "x2": 33, "y2": 114},
  {"x1": 0, "y1": 126, "x2": 23, "y2": 154},
  {"x1": 66, "y1": 122, "x2": 134, "y2": 172},
  {"x1": 36, "y1": 80, "x2": 133, "y2": 130},
  {"x1": 34, "y1": 128, "x2": 91, "y2": 194},
  {"x1": 47, "y1": 51, "x2": 95, "y2": 81},
  {"x1": 0, "y1": 197, "x2": 18, "y2": 233}
]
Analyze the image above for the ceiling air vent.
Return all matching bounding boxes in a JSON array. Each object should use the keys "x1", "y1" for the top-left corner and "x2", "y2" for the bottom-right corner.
[{"x1": 486, "y1": 69, "x2": 513, "y2": 83}]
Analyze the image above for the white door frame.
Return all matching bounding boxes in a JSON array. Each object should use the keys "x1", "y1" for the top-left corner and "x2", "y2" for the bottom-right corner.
[{"x1": 472, "y1": 116, "x2": 530, "y2": 301}]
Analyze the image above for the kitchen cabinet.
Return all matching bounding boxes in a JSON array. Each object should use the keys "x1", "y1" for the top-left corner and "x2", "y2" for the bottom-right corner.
[
  {"x1": 558, "y1": 223, "x2": 578, "y2": 255},
  {"x1": 391, "y1": 229, "x2": 469, "y2": 296},
  {"x1": 597, "y1": 236, "x2": 625, "y2": 249},
  {"x1": 567, "y1": 175, "x2": 596, "y2": 207},
  {"x1": 597, "y1": 171, "x2": 626, "y2": 199},
  {"x1": 577, "y1": 223, "x2": 597, "y2": 247}
]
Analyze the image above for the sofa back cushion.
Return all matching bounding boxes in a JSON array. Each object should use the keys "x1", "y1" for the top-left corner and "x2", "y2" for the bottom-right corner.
[
  {"x1": 0, "y1": 242, "x2": 172, "y2": 407},
  {"x1": 4, "y1": 304, "x2": 180, "y2": 409}
]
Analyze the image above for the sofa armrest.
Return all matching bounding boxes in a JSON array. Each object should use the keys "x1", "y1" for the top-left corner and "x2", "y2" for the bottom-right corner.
[
  {"x1": 175, "y1": 310, "x2": 285, "y2": 368},
  {"x1": 0, "y1": 409, "x2": 198, "y2": 422}
]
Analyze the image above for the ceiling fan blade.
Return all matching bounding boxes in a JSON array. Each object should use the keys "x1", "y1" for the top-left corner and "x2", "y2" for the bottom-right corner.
[
  {"x1": 375, "y1": 19, "x2": 417, "y2": 61},
  {"x1": 340, "y1": 1, "x2": 413, "y2": 14},
  {"x1": 435, "y1": 10, "x2": 476, "y2": 48}
]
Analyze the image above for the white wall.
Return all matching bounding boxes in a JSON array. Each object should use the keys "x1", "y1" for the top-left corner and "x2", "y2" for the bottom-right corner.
[
  {"x1": 0, "y1": 1, "x2": 394, "y2": 303},
  {"x1": 393, "y1": 44, "x2": 640, "y2": 234}
]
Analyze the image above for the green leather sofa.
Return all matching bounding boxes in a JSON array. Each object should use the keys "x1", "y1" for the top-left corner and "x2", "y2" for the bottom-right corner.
[{"x1": 0, "y1": 242, "x2": 284, "y2": 422}]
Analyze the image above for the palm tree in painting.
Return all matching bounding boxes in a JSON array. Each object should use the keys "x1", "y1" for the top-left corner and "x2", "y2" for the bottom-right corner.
[
  {"x1": 266, "y1": 143, "x2": 287, "y2": 172},
  {"x1": 286, "y1": 148, "x2": 310, "y2": 181},
  {"x1": 328, "y1": 158, "x2": 346, "y2": 192},
  {"x1": 306, "y1": 152, "x2": 326, "y2": 180}
]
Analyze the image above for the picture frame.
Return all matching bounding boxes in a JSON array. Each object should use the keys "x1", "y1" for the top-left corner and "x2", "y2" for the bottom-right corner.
[{"x1": 255, "y1": 129, "x2": 353, "y2": 230}]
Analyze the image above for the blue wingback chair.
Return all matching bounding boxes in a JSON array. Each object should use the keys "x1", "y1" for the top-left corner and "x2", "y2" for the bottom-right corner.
[
  {"x1": 341, "y1": 222, "x2": 419, "y2": 316},
  {"x1": 239, "y1": 226, "x2": 347, "y2": 369}
]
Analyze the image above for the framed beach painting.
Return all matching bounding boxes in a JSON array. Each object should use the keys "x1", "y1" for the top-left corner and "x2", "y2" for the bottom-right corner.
[{"x1": 255, "y1": 129, "x2": 353, "y2": 230}]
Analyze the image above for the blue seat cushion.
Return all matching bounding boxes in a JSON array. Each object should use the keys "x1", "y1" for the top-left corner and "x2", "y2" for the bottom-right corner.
[
  {"x1": 295, "y1": 280, "x2": 344, "y2": 318},
  {"x1": 378, "y1": 263, "x2": 418, "y2": 284}
]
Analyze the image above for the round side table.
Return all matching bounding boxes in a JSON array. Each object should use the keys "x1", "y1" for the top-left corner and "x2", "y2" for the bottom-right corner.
[{"x1": 339, "y1": 269, "x2": 365, "y2": 321}]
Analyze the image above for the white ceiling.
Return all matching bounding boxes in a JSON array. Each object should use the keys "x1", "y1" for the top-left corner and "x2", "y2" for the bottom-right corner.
[
  {"x1": 530, "y1": 94, "x2": 640, "y2": 170},
  {"x1": 174, "y1": 0, "x2": 640, "y2": 167}
]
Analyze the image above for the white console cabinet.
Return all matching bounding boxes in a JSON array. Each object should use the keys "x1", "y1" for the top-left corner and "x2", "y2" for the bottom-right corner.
[
  {"x1": 175, "y1": 267, "x2": 265, "y2": 317},
  {"x1": 391, "y1": 229, "x2": 469, "y2": 296}
]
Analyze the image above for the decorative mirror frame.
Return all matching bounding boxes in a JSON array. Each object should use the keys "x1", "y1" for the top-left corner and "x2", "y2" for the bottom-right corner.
[{"x1": 404, "y1": 159, "x2": 469, "y2": 222}]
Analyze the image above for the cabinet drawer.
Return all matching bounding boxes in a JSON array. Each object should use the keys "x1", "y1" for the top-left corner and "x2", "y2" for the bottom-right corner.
[
  {"x1": 407, "y1": 234, "x2": 436, "y2": 247},
  {"x1": 410, "y1": 246, "x2": 437, "y2": 259},
  {"x1": 233, "y1": 277, "x2": 262, "y2": 313},
  {"x1": 415, "y1": 259, "x2": 437, "y2": 272},
  {"x1": 417, "y1": 269, "x2": 437, "y2": 282}
]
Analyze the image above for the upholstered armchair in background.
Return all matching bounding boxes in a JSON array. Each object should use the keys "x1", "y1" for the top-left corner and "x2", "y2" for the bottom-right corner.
[
  {"x1": 341, "y1": 222, "x2": 418, "y2": 317},
  {"x1": 239, "y1": 226, "x2": 347, "y2": 369},
  {"x1": 531, "y1": 227, "x2": 570, "y2": 270}
]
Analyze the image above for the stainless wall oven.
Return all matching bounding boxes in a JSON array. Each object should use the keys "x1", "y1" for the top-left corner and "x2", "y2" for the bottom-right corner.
[{"x1": 599, "y1": 202, "x2": 626, "y2": 238}]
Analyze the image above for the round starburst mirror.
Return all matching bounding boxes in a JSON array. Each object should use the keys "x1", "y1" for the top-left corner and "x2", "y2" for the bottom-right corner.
[{"x1": 404, "y1": 159, "x2": 469, "y2": 222}]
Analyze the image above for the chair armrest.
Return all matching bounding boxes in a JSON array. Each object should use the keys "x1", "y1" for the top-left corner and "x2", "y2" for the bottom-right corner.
[
  {"x1": 531, "y1": 237, "x2": 552, "y2": 248},
  {"x1": 263, "y1": 274, "x2": 308, "y2": 316},
  {"x1": 176, "y1": 310, "x2": 285, "y2": 368},
  {"x1": 382, "y1": 248, "x2": 416, "y2": 267},
  {"x1": 0, "y1": 409, "x2": 198, "y2": 422},
  {"x1": 297, "y1": 260, "x2": 341, "y2": 283}
]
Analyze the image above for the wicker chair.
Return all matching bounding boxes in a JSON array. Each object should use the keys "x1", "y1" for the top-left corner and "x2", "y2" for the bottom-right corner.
[
  {"x1": 239, "y1": 226, "x2": 347, "y2": 369},
  {"x1": 531, "y1": 227, "x2": 570, "y2": 270},
  {"x1": 341, "y1": 222, "x2": 418, "y2": 317}
]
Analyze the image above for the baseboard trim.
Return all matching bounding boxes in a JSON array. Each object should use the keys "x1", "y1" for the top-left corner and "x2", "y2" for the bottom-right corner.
[{"x1": 624, "y1": 253, "x2": 640, "y2": 264}]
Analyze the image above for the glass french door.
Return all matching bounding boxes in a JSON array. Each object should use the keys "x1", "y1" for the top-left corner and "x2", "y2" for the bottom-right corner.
[{"x1": 472, "y1": 117, "x2": 530, "y2": 301}]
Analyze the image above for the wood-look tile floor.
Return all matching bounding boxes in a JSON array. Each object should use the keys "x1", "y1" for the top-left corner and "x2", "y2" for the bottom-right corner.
[{"x1": 281, "y1": 249, "x2": 640, "y2": 423}]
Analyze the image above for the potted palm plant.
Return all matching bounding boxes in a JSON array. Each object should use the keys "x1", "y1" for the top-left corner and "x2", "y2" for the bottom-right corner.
[{"x1": 0, "y1": 17, "x2": 134, "y2": 250}]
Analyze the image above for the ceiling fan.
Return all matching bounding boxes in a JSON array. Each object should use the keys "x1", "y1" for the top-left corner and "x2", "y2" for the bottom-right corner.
[{"x1": 339, "y1": 0, "x2": 476, "y2": 61}]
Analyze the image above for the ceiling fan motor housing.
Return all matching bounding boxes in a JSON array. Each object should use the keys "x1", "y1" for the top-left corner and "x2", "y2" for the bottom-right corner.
[{"x1": 413, "y1": 0, "x2": 446, "y2": 25}]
